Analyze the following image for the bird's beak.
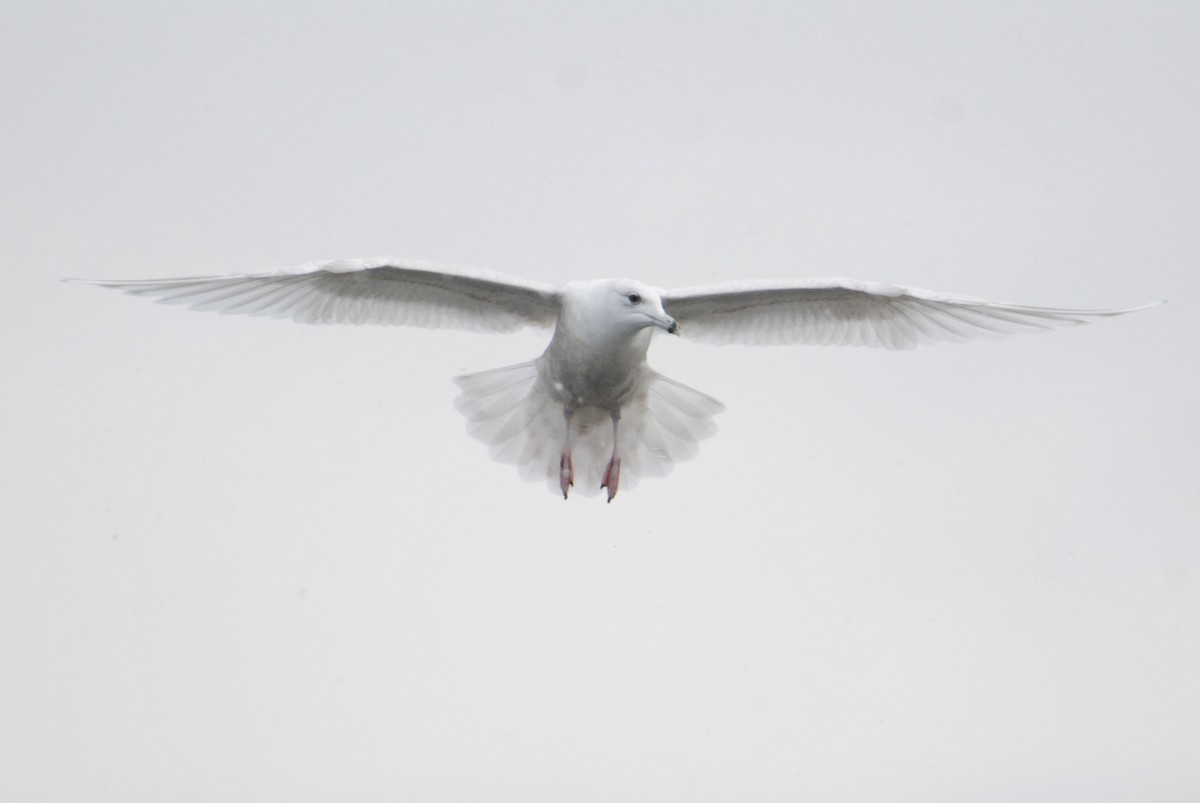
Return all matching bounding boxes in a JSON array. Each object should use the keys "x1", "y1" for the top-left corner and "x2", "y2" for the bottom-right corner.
[{"x1": 653, "y1": 313, "x2": 678, "y2": 335}]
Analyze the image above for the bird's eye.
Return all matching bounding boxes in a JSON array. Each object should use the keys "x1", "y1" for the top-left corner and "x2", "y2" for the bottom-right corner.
[{"x1": 627, "y1": 293, "x2": 641, "y2": 304}]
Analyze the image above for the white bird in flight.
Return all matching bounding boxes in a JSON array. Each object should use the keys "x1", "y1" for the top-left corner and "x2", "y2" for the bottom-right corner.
[{"x1": 71, "y1": 258, "x2": 1160, "y2": 501}]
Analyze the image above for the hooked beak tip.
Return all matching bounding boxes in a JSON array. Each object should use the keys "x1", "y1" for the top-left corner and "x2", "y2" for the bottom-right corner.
[{"x1": 666, "y1": 320, "x2": 678, "y2": 335}]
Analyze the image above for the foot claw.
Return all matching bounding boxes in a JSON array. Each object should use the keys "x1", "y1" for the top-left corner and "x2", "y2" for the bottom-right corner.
[{"x1": 601, "y1": 457, "x2": 621, "y2": 503}]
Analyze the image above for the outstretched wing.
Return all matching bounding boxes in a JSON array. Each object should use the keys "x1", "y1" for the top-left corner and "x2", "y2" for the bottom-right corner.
[
  {"x1": 662, "y1": 279, "x2": 1161, "y2": 350},
  {"x1": 67, "y1": 257, "x2": 562, "y2": 333}
]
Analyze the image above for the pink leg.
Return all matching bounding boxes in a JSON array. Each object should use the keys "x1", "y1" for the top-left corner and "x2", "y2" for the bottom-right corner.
[
  {"x1": 559, "y1": 408, "x2": 574, "y2": 500},
  {"x1": 601, "y1": 409, "x2": 621, "y2": 503},
  {"x1": 559, "y1": 450, "x2": 574, "y2": 499}
]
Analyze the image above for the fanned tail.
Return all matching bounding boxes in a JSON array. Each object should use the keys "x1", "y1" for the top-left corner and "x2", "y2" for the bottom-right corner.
[{"x1": 454, "y1": 362, "x2": 724, "y2": 497}]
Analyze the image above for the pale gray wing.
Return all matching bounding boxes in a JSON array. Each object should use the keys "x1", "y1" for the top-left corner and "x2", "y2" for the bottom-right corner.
[
  {"x1": 662, "y1": 278, "x2": 1162, "y2": 350},
  {"x1": 67, "y1": 257, "x2": 562, "y2": 332}
]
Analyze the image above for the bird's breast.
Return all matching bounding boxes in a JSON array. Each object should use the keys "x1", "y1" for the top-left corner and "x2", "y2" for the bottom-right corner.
[{"x1": 540, "y1": 328, "x2": 651, "y2": 410}]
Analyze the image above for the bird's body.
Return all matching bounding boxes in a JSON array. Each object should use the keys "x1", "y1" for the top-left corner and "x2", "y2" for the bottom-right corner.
[
  {"x1": 456, "y1": 278, "x2": 712, "y2": 500},
  {"x1": 69, "y1": 258, "x2": 1161, "y2": 501},
  {"x1": 543, "y1": 280, "x2": 665, "y2": 409}
]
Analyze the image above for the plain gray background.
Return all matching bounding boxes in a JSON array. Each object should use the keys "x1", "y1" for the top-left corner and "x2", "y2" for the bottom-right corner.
[{"x1": 2, "y1": 2, "x2": 1197, "y2": 800}]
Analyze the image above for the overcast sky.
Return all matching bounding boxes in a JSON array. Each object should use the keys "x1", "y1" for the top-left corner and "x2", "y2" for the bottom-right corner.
[{"x1": 2, "y1": 2, "x2": 1197, "y2": 801}]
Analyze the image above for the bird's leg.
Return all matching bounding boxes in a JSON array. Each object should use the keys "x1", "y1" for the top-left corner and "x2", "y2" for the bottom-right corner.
[
  {"x1": 601, "y1": 408, "x2": 621, "y2": 503},
  {"x1": 559, "y1": 407, "x2": 574, "y2": 500}
]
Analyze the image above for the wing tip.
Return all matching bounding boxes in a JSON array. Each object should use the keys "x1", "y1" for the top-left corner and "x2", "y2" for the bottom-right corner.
[
  {"x1": 1131, "y1": 299, "x2": 1167, "y2": 312},
  {"x1": 63, "y1": 277, "x2": 130, "y2": 289}
]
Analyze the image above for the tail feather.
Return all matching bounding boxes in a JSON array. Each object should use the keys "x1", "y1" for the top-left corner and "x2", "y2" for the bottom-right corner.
[{"x1": 454, "y1": 362, "x2": 723, "y2": 497}]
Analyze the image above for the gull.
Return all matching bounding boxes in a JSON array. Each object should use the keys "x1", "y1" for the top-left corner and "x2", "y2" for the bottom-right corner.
[{"x1": 69, "y1": 258, "x2": 1160, "y2": 501}]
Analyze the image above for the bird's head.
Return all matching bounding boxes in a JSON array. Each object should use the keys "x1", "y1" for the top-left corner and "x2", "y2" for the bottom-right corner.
[
  {"x1": 596, "y1": 280, "x2": 678, "y2": 335},
  {"x1": 557, "y1": 279, "x2": 679, "y2": 349}
]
